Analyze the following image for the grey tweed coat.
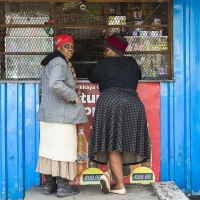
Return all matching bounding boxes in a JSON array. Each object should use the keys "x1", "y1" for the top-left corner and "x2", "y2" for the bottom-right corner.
[{"x1": 37, "y1": 57, "x2": 88, "y2": 124}]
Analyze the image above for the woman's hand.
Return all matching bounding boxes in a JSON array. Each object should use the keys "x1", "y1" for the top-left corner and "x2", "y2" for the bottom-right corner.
[{"x1": 75, "y1": 97, "x2": 81, "y2": 104}]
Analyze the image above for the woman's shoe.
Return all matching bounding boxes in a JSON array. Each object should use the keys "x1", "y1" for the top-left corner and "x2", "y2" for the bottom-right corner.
[
  {"x1": 43, "y1": 175, "x2": 57, "y2": 195},
  {"x1": 56, "y1": 177, "x2": 79, "y2": 197},
  {"x1": 110, "y1": 188, "x2": 126, "y2": 195},
  {"x1": 100, "y1": 172, "x2": 111, "y2": 194}
]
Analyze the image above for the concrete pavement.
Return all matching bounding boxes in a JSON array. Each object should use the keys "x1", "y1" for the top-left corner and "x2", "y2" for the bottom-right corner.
[
  {"x1": 24, "y1": 184, "x2": 158, "y2": 200},
  {"x1": 24, "y1": 182, "x2": 190, "y2": 200}
]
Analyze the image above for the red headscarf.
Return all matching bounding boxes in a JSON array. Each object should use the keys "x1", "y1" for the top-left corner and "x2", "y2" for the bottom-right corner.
[{"x1": 55, "y1": 34, "x2": 74, "y2": 49}]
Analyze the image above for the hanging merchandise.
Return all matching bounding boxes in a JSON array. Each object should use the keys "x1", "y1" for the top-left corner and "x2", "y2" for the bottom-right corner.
[
  {"x1": 132, "y1": 3, "x2": 143, "y2": 20},
  {"x1": 44, "y1": 19, "x2": 54, "y2": 37}
]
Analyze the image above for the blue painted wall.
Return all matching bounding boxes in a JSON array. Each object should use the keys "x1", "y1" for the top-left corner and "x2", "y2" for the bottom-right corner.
[
  {"x1": 0, "y1": 84, "x2": 40, "y2": 199},
  {"x1": 160, "y1": 0, "x2": 200, "y2": 194}
]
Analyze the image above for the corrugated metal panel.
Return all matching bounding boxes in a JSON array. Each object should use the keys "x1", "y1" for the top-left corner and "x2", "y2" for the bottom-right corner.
[
  {"x1": 160, "y1": 0, "x2": 200, "y2": 194},
  {"x1": 0, "y1": 84, "x2": 7, "y2": 199},
  {"x1": 189, "y1": 0, "x2": 200, "y2": 195},
  {"x1": 0, "y1": 83, "x2": 40, "y2": 200}
]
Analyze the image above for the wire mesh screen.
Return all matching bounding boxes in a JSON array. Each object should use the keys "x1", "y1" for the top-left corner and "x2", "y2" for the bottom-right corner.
[
  {"x1": 5, "y1": 55, "x2": 46, "y2": 79},
  {"x1": 5, "y1": 2, "x2": 49, "y2": 25},
  {"x1": 0, "y1": 2, "x2": 51, "y2": 80},
  {"x1": 0, "y1": 1, "x2": 172, "y2": 81}
]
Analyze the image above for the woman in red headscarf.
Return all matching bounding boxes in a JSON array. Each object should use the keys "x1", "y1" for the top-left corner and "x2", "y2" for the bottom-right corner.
[{"x1": 36, "y1": 34, "x2": 88, "y2": 198}]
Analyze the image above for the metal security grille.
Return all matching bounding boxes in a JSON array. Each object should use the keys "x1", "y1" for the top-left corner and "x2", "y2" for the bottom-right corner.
[
  {"x1": 0, "y1": 1, "x2": 172, "y2": 81},
  {"x1": 0, "y1": 2, "x2": 52, "y2": 80}
]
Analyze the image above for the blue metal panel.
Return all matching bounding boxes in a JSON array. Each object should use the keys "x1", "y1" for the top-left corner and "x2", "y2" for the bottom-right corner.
[
  {"x1": 24, "y1": 84, "x2": 40, "y2": 191},
  {"x1": 190, "y1": 0, "x2": 200, "y2": 195},
  {"x1": 0, "y1": 83, "x2": 40, "y2": 200},
  {"x1": 160, "y1": 0, "x2": 189, "y2": 192},
  {"x1": 160, "y1": 83, "x2": 174, "y2": 181},
  {"x1": 6, "y1": 84, "x2": 22, "y2": 199},
  {"x1": 173, "y1": 0, "x2": 191, "y2": 193},
  {"x1": 161, "y1": 0, "x2": 189, "y2": 191},
  {"x1": 161, "y1": 0, "x2": 200, "y2": 194}
]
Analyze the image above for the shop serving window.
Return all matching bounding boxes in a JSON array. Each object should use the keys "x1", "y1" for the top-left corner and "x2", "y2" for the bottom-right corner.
[{"x1": 0, "y1": 1, "x2": 172, "y2": 81}]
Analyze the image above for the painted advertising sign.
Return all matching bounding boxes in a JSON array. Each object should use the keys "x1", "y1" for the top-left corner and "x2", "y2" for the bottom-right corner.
[{"x1": 70, "y1": 82, "x2": 160, "y2": 185}]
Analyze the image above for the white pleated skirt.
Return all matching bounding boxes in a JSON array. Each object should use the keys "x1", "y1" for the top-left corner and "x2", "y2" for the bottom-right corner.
[{"x1": 36, "y1": 121, "x2": 77, "y2": 180}]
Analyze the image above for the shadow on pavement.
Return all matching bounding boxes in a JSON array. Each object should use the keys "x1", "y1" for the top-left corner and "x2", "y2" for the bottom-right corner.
[{"x1": 189, "y1": 196, "x2": 200, "y2": 200}]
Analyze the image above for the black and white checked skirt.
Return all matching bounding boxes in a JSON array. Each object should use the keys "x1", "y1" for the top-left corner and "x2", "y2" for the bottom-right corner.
[{"x1": 89, "y1": 87, "x2": 151, "y2": 165}]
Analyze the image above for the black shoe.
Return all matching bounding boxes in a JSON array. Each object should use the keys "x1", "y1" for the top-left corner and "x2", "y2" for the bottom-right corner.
[
  {"x1": 57, "y1": 186, "x2": 79, "y2": 197},
  {"x1": 56, "y1": 177, "x2": 79, "y2": 198},
  {"x1": 43, "y1": 185, "x2": 57, "y2": 195},
  {"x1": 43, "y1": 175, "x2": 57, "y2": 195}
]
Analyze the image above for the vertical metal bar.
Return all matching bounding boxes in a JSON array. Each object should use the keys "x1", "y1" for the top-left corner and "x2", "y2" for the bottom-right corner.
[
  {"x1": 160, "y1": 83, "x2": 175, "y2": 183},
  {"x1": 24, "y1": 84, "x2": 40, "y2": 191},
  {"x1": 35, "y1": 83, "x2": 41, "y2": 185},
  {"x1": 173, "y1": 0, "x2": 186, "y2": 190},
  {"x1": 160, "y1": 83, "x2": 170, "y2": 181},
  {"x1": 168, "y1": 83, "x2": 175, "y2": 181},
  {"x1": 0, "y1": 84, "x2": 7, "y2": 200},
  {"x1": 6, "y1": 83, "x2": 19, "y2": 199},
  {"x1": 183, "y1": 0, "x2": 191, "y2": 194},
  {"x1": 17, "y1": 83, "x2": 25, "y2": 198},
  {"x1": 53, "y1": 2, "x2": 56, "y2": 50},
  {"x1": 0, "y1": 2, "x2": 6, "y2": 79},
  {"x1": 168, "y1": 1, "x2": 173, "y2": 78},
  {"x1": 190, "y1": 0, "x2": 200, "y2": 195},
  {"x1": 105, "y1": 2, "x2": 109, "y2": 38}
]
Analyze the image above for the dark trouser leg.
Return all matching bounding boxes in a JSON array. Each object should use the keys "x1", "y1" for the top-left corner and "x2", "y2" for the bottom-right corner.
[
  {"x1": 43, "y1": 174, "x2": 57, "y2": 195},
  {"x1": 56, "y1": 177, "x2": 79, "y2": 198}
]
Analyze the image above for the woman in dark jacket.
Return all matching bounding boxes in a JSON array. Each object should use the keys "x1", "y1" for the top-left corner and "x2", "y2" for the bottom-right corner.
[{"x1": 88, "y1": 34, "x2": 150, "y2": 195}]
